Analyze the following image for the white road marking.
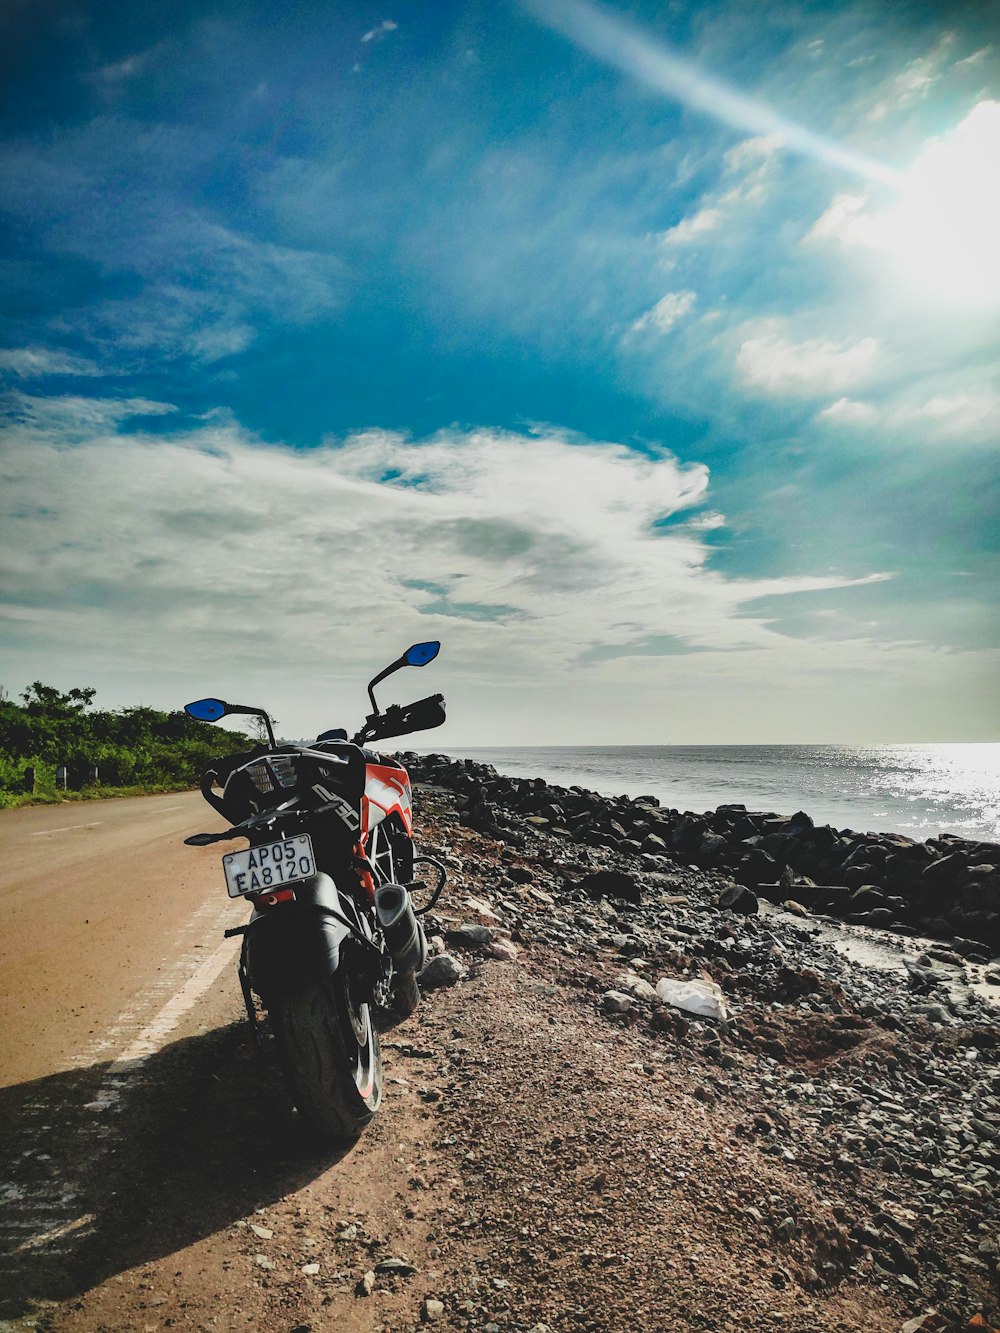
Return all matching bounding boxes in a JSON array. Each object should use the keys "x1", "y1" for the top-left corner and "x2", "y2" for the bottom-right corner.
[
  {"x1": 3, "y1": 896, "x2": 243, "y2": 1265},
  {"x1": 96, "y1": 932, "x2": 241, "y2": 1081},
  {"x1": 15, "y1": 1212, "x2": 95, "y2": 1254},
  {"x1": 30, "y1": 822, "x2": 103, "y2": 835}
]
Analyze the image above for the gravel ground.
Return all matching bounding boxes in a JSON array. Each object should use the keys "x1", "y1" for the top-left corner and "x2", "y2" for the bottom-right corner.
[{"x1": 10, "y1": 779, "x2": 999, "y2": 1333}]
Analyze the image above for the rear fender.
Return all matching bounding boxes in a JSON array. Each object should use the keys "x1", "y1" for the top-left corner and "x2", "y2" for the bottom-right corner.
[{"x1": 245, "y1": 871, "x2": 359, "y2": 1003}]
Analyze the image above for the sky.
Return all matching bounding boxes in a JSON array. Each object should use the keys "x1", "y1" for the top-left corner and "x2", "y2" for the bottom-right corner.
[{"x1": 0, "y1": 0, "x2": 998, "y2": 745}]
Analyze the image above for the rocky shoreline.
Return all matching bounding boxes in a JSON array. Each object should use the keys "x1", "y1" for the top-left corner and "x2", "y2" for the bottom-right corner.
[
  {"x1": 402, "y1": 752, "x2": 1000, "y2": 955},
  {"x1": 395, "y1": 754, "x2": 1000, "y2": 1329}
]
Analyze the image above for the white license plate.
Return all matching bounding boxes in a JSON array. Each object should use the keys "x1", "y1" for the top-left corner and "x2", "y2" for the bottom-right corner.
[{"x1": 223, "y1": 835, "x2": 316, "y2": 898}]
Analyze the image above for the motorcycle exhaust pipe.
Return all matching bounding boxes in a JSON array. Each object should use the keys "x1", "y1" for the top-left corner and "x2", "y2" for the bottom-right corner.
[{"x1": 374, "y1": 883, "x2": 427, "y2": 976}]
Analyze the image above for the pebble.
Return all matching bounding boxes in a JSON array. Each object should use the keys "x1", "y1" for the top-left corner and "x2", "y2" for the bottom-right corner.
[
  {"x1": 418, "y1": 954, "x2": 466, "y2": 989},
  {"x1": 356, "y1": 1270, "x2": 375, "y2": 1297}
]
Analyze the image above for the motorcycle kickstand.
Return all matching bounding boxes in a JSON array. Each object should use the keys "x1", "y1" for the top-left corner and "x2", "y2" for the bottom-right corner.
[{"x1": 238, "y1": 937, "x2": 267, "y2": 1056}]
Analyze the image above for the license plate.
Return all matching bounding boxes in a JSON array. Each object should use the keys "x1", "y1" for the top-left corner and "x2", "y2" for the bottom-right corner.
[{"x1": 223, "y1": 835, "x2": 316, "y2": 898}]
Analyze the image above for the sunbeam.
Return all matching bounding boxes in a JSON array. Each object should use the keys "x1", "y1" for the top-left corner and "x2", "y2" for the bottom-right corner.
[{"x1": 522, "y1": 0, "x2": 902, "y2": 187}]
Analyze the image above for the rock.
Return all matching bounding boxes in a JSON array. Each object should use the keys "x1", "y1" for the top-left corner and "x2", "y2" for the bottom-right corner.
[
  {"x1": 615, "y1": 973, "x2": 659, "y2": 1003},
  {"x1": 782, "y1": 899, "x2": 809, "y2": 917},
  {"x1": 487, "y1": 938, "x2": 519, "y2": 962},
  {"x1": 898, "y1": 1315, "x2": 949, "y2": 1332},
  {"x1": 601, "y1": 989, "x2": 634, "y2": 1014},
  {"x1": 253, "y1": 1254, "x2": 274, "y2": 1270},
  {"x1": 418, "y1": 954, "x2": 466, "y2": 989},
  {"x1": 508, "y1": 865, "x2": 534, "y2": 883},
  {"x1": 903, "y1": 959, "x2": 948, "y2": 992},
  {"x1": 374, "y1": 1257, "x2": 417, "y2": 1276},
  {"x1": 921, "y1": 853, "x2": 969, "y2": 886},
  {"x1": 850, "y1": 885, "x2": 887, "y2": 911},
  {"x1": 448, "y1": 922, "x2": 495, "y2": 948},
  {"x1": 698, "y1": 832, "x2": 729, "y2": 862},
  {"x1": 356, "y1": 1270, "x2": 375, "y2": 1297},
  {"x1": 249, "y1": 1223, "x2": 274, "y2": 1239},
  {"x1": 717, "y1": 884, "x2": 759, "y2": 914},
  {"x1": 578, "y1": 868, "x2": 641, "y2": 904},
  {"x1": 422, "y1": 1298, "x2": 446, "y2": 1322},
  {"x1": 301, "y1": 1263, "x2": 320, "y2": 1276}
]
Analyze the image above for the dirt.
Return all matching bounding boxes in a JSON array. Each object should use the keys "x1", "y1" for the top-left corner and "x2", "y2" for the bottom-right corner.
[{"x1": 3, "y1": 787, "x2": 998, "y2": 1333}]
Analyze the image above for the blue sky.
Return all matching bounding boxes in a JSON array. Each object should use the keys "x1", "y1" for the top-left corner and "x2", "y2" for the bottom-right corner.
[{"x1": 1, "y1": 0, "x2": 997, "y2": 743}]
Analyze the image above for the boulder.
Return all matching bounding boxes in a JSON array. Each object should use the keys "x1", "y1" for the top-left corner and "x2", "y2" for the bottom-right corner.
[
  {"x1": 578, "y1": 869, "x2": 641, "y2": 906},
  {"x1": 717, "y1": 883, "x2": 759, "y2": 915}
]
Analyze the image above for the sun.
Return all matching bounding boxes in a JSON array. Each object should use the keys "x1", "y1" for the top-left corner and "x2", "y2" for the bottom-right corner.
[{"x1": 880, "y1": 100, "x2": 1000, "y2": 305}]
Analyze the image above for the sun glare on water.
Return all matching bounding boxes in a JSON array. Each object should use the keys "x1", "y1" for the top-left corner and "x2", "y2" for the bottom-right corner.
[{"x1": 883, "y1": 100, "x2": 1000, "y2": 305}]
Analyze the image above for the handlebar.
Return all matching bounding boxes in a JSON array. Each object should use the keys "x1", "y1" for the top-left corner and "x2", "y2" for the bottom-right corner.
[{"x1": 353, "y1": 693, "x2": 446, "y2": 745}]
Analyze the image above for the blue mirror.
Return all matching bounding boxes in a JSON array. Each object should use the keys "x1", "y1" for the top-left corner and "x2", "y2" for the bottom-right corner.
[
  {"x1": 185, "y1": 697, "x2": 228, "y2": 723},
  {"x1": 405, "y1": 641, "x2": 440, "y2": 667}
]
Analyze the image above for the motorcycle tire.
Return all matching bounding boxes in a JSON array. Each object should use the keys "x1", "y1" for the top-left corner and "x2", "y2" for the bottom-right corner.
[{"x1": 268, "y1": 969, "x2": 382, "y2": 1142}]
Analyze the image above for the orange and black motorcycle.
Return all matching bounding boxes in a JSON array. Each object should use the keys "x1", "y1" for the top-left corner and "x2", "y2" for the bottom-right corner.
[{"x1": 183, "y1": 642, "x2": 446, "y2": 1141}]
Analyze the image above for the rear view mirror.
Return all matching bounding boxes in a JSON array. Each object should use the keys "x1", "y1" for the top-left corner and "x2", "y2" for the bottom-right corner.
[
  {"x1": 367, "y1": 641, "x2": 441, "y2": 713},
  {"x1": 184, "y1": 697, "x2": 276, "y2": 747},
  {"x1": 404, "y1": 641, "x2": 440, "y2": 667},
  {"x1": 185, "y1": 698, "x2": 228, "y2": 722}
]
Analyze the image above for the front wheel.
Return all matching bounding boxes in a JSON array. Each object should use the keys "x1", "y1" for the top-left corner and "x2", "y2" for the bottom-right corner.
[{"x1": 268, "y1": 969, "x2": 382, "y2": 1142}]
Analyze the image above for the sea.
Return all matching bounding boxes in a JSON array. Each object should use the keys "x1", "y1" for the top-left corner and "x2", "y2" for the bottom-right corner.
[{"x1": 436, "y1": 744, "x2": 1000, "y2": 845}]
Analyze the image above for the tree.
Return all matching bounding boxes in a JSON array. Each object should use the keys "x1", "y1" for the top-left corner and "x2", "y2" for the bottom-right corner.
[{"x1": 20, "y1": 683, "x2": 96, "y2": 714}]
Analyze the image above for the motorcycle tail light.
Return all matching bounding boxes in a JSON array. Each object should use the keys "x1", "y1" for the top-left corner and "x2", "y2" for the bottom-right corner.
[
  {"x1": 245, "y1": 761, "x2": 274, "y2": 794},
  {"x1": 253, "y1": 888, "x2": 296, "y2": 907},
  {"x1": 268, "y1": 755, "x2": 297, "y2": 789}
]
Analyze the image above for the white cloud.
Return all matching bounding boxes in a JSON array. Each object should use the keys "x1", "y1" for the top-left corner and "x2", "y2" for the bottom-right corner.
[
  {"x1": 901, "y1": 391, "x2": 1000, "y2": 440},
  {"x1": 0, "y1": 405, "x2": 894, "y2": 737},
  {"x1": 655, "y1": 135, "x2": 776, "y2": 253},
  {"x1": 803, "y1": 192, "x2": 879, "y2": 249},
  {"x1": 361, "y1": 20, "x2": 398, "y2": 43},
  {"x1": 629, "y1": 290, "x2": 696, "y2": 335},
  {"x1": 953, "y1": 46, "x2": 993, "y2": 72},
  {"x1": 817, "y1": 397, "x2": 876, "y2": 424},
  {"x1": 658, "y1": 206, "x2": 722, "y2": 246},
  {"x1": 683, "y1": 510, "x2": 726, "y2": 531},
  {"x1": 868, "y1": 32, "x2": 956, "y2": 121},
  {"x1": 736, "y1": 324, "x2": 881, "y2": 396},
  {"x1": 0, "y1": 347, "x2": 103, "y2": 378},
  {"x1": 7, "y1": 392, "x2": 176, "y2": 440},
  {"x1": 816, "y1": 389, "x2": 1000, "y2": 440}
]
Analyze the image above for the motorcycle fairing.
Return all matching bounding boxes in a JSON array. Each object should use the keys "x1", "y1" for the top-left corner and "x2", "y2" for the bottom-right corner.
[{"x1": 363, "y1": 761, "x2": 413, "y2": 838}]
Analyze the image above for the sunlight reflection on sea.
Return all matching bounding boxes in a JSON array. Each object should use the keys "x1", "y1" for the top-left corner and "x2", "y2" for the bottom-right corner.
[{"x1": 442, "y1": 743, "x2": 1000, "y2": 842}]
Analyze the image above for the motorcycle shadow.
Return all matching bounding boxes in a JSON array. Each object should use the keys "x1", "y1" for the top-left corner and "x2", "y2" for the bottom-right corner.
[{"x1": 0, "y1": 1020, "x2": 354, "y2": 1320}]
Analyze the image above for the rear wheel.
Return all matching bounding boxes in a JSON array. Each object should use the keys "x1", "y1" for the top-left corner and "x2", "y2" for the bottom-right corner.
[{"x1": 268, "y1": 969, "x2": 382, "y2": 1142}]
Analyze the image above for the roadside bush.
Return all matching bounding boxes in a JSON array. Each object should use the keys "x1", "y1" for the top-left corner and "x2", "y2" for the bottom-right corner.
[{"x1": 0, "y1": 684, "x2": 253, "y2": 805}]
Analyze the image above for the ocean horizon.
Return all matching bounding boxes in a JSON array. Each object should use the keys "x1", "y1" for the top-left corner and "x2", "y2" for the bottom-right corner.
[{"x1": 422, "y1": 743, "x2": 1000, "y2": 844}]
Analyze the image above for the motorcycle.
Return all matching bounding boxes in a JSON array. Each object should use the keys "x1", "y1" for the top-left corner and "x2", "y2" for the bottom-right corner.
[{"x1": 182, "y1": 641, "x2": 447, "y2": 1141}]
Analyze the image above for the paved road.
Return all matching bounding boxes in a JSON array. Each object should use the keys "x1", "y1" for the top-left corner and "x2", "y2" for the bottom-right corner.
[
  {"x1": 0, "y1": 792, "x2": 258, "y2": 1317},
  {"x1": 0, "y1": 791, "x2": 244, "y2": 1089}
]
